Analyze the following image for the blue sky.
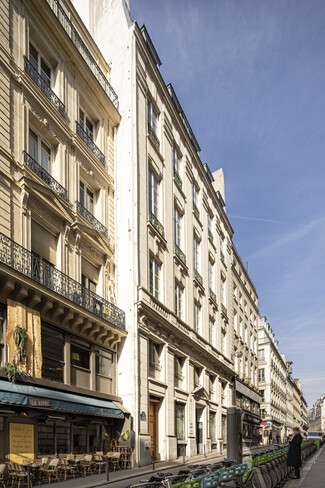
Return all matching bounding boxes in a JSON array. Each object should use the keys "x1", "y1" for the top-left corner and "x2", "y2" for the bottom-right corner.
[{"x1": 130, "y1": 0, "x2": 325, "y2": 408}]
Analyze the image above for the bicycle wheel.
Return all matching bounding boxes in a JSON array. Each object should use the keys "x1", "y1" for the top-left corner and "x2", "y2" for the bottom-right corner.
[
  {"x1": 268, "y1": 469, "x2": 277, "y2": 488},
  {"x1": 251, "y1": 471, "x2": 272, "y2": 488}
]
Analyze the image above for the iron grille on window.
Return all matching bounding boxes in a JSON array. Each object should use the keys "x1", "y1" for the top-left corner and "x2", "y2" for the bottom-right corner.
[
  {"x1": 193, "y1": 268, "x2": 203, "y2": 287},
  {"x1": 0, "y1": 233, "x2": 125, "y2": 330},
  {"x1": 174, "y1": 171, "x2": 182, "y2": 190},
  {"x1": 149, "y1": 210, "x2": 165, "y2": 238},
  {"x1": 221, "y1": 303, "x2": 228, "y2": 318},
  {"x1": 175, "y1": 403, "x2": 185, "y2": 440},
  {"x1": 148, "y1": 123, "x2": 160, "y2": 151},
  {"x1": 174, "y1": 243, "x2": 186, "y2": 266},
  {"x1": 44, "y1": 0, "x2": 119, "y2": 109},
  {"x1": 209, "y1": 288, "x2": 217, "y2": 305},
  {"x1": 76, "y1": 122, "x2": 105, "y2": 167},
  {"x1": 24, "y1": 56, "x2": 66, "y2": 118},
  {"x1": 23, "y1": 151, "x2": 68, "y2": 202},
  {"x1": 76, "y1": 201, "x2": 107, "y2": 237}
]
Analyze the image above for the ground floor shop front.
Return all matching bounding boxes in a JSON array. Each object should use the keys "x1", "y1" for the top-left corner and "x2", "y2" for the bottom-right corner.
[
  {"x1": 0, "y1": 379, "x2": 127, "y2": 462},
  {"x1": 234, "y1": 378, "x2": 262, "y2": 447}
]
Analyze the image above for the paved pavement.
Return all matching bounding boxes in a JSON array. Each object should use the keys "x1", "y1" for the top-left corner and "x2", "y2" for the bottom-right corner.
[{"x1": 286, "y1": 446, "x2": 325, "y2": 488}]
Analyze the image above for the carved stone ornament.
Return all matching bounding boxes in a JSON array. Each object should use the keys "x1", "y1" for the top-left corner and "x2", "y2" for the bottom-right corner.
[{"x1": 21, "y1": 187, "x2": 29, "y2": 215}]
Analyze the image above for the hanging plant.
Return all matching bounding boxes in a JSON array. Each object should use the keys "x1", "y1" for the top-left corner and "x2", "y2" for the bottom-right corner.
[
  {"x1": 13, "y1": 325, "x2": 27, "y2": 366},
  {"x1": 1, "y1": 362, "x2": 30, "y2": 383}
]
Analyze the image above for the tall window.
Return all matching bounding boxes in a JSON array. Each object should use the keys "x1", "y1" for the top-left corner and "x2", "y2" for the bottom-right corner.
[
  {"x1": 149, "y1": 341, "x2": 161, "y2": 368},
  {"x1": 148, "y1": 169, "x2": 159, "y2": 218},
  {"x1": 258, "y1": 368, "x2": 265, "y2": 382},
  {"x1": 173, "y1": 148, "x2": 180, "y2": 177},
  {"x1": 208, "y1": 259, "x2": 214, "y2": 290},
  {"x1": 175, "y1": 403, "x2": 185, "y2": 440},
  {"x1": 209, "y1": 412, "x2": 216, "y2": 442},
  {"x1": 79, "y1": 109, "x2": 94, "y2": 140},
  {"x1": 42, "y1": 324, "x2": 64, "y2": 382},
  {"x1": 220, "y1": 235, "x2": 225, "y2": 256},
  {"x1": 193, "y1": 302, "x2": 200, "y2": 333},
  {"x1": 209, "y1": 319, "x2": 215, "y2": 346},
  {"x1": 149, "y1": 256, "x2": 160, "y2": 299},
  {"x1": 220, "y1": 277, "x2": 226, "y2": 305},
  {"x1": 193, "y1": 235, "x2": 200, "y2": 271},
  {"x1": 221, "y1": 331, "x2": 227, "y2": 355},
  {"x1": 71, "y1": 337, "x2": 90, "y2": 370},
  {"x1": 239, "y1": 317, "x2": 243, "y2": 338},
  {"x1": 234, "y1": 311, "x2": 238, "y2": 333},
  {"x1": 233, "y1": 283, "x2": 237, "y2": 299},
  {"x1": 29, "y1": 128, "x2": 51, "y2": 172},
  {"x1": 29, "y1": 42, "x2": 51, "y2": 85},
  {"x1": 208, "y1": 212, "x2": 213, "y2": 235},
  {"x1": 81, "y1": 274, "x2": 96, "y2": 294},
  {"x1": 175, "y1": 281, "x2": 183, "y2": 319},
  {"x1": 244, "y1": 325, "x2": 248, "y2": 344},
  {"x1": 79, "y1": 180, "x2": 94, "y2": 213},
  {"x1": 258, "y1": 349, "x2": 265, "y2": 361},
  {"x1": 239, "y1": 292, "x2": 243, "y2": 306},
  {"x1": 175, "y1": 356, "x2": 184, "y2": 380},
  {"x1": 194, "y1": 366, "x2": 201, "y2": 388},
  {"x1": 174, "y1": 207, "x2": 182, "y2": 247},
  {"x1": 95, "y1": 348, "x2": 113, "y2": 377},
  {"x1": 147, "y1": 100, "x2": 158, "y2": 135},
  {"x1": 192, "y1": 183, "x2": 198, "y2": 208}
]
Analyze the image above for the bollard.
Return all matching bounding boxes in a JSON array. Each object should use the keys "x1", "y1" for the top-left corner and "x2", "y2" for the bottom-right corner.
[
  {"x1": 27, "y1": 464, "x2": 30, "y2": 488},
  {"x1": 152, "y1": 450, "x2": 155, "y2": 471},
  {"x1": 106, "y1": 456, "x2": 110, "y2": 481},
  {"x1": 182, "y1": 446, "x2": 185, "y2": 464}
]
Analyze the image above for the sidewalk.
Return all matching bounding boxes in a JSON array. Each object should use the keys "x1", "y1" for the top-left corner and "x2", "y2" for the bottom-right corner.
[
  {"x1": 40, "y1": 444, "x2": 273, "y2": 488},
  {"x1": 287, "y1": 446, "x2": 325, "y2": 488}
]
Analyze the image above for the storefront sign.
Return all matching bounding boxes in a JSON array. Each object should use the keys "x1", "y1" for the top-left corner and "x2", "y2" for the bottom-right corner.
[
  {"x1": 9, "y1": 423, "x2": 34, "y2": 463},
  {"x1": 29, "y1": 398, "x2": 51, "y2": 407}
]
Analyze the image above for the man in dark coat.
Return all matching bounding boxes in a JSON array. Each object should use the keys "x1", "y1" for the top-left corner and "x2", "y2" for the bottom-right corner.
[{"x1": 287, "y1": 427, "x2": 302, "y2": 479}]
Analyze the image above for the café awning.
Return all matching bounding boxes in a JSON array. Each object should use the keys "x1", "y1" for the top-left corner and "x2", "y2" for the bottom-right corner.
[{"x1": 0, "y1": 381, "x2": 125, "y2": 418}]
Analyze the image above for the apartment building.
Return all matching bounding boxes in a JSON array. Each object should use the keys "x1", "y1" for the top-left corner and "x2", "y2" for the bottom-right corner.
[
  {"x1": 231, "y1": 245, "x2": 261, "y2": 446},
  {"x1": 258, "y1": 317, "x2": 287, "y2": 443},
  {"x1": 308, "y1": 394, "x2": 325, "y2": 432},
  {"x1": 285, "y1": 371, "x2": 294, "y2": 439},
  {"x1": 72, "y1": 0, "x2": 242, "y2": 465},
  {"x1": 0, "y1": 0, "x2": 127, "y2": 461},
  {"x1": 293, "y1": 379, "x2": 308, "y2": 432}
]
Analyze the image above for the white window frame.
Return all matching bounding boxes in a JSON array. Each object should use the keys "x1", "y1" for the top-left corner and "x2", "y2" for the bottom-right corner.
[
  {"x1": 79, "y1": 179, "x2": 95, "y2": 214},
  {"x1": 28, "y1": 127, "x2": 52, "y2": 172},
  {"x1": 193, "y1": 234, "x2": 200, "y2": 271},
  {"x1": 79, "y1": 107, "x2": 94, "y2": 141},
  {"x1": 174, "y1": 206, "x2": 182, "y2": 247},
  {"x1": 208, "y1": 259, "x2": 214, "y2": 290},
  {"x1": 147, "y1": 99, "x2": 158, "y2": 135},
  {"x1": 193, "y1": 302, "x2": 200, "y2": 334},
  {"x1": 29, "y1": 42, "x2": 51, "y2": 86},
  {"x1": 148, "y1": 169, "x2": 159, "y2": 218},
  {"x1": 173, "y1": 147, "x2": 181, "y2": 177},
  {"x1": 175, "y1": 281, "x2": 183, "y2": 319},
  {"x1": 149, "y1": 255, "x2": 160, "y2": 299}
]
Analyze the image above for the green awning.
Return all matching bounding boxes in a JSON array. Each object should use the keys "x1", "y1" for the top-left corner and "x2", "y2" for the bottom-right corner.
[{"x1": 0, "y1": 381, "x2": 124, "y2": 418}]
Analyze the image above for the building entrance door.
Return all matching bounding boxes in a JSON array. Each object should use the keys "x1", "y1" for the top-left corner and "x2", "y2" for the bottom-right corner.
[
  {"x1": 149, "y1": 401, "x2": 157, "y2": 460},
  {"x1": 196, "y1": 408, "x2": 203, "y2": 454}
]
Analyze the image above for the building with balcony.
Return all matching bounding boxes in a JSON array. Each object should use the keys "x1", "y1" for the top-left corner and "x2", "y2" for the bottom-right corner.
[
  {"x1": 0, "y1": 0, "x2": 127, "y2": 461},
  {"x1": 308, "y1": 394, "x2": 325, "y2": 432},
  {"x1": 231, "y1": 246, "x2": 261, "y2": 446},
  {"x1": 258, "y1": 317, "x2": 288, "y2": 443},
  {"x1": 72, "y1": 0, "x2": 245, "y2": 465}
]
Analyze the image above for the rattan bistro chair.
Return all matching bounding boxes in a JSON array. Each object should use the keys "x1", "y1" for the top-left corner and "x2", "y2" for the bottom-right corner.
[
  {"x1": 39, "y1": 458, "x2": 60, "y2": 484},
  {"x1": 0, "y1": 464, "x2": 6, "y2": 488},
  {"x1": 60, "y1": 459, "x2": 77, "y2": 480},
  {"x1": 109, "y1": 452, "x2": 121, "y2": 472},
  {"x1": 79, "y1": 455, "x2": 94, "y2": 477}
]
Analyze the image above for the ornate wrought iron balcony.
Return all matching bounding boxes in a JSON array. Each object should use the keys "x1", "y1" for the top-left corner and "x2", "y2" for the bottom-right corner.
[
  {"x1": 193, "y1": 203, "x2": 200, "y2": 220},
  {"x1": 0, "y1": 233, "x2": 125, "y2": 329},
  {"x1": 45, "y1": 0, "x2": 119, "y2": 110},
  {"x1": 221, "y1": 250, "x2": 226, "y2": 264},
  {"x1": 24, "y1": 56, "x2": 66, "y2": 118},
  {"x1": 174, "y1": 171, "x2": 182, "y2": 190},
  {"x1": 208, "y1": 229, "x2": 214, "y2": 243},
  {"x1": 221, "y1": 303, "x2": 228, "y2": 318},
  {"x1": 23, "y1": 151, "x2": 68, "y2": 202},
  {"x1": 174, "y1": 243, "x2": 186, "y2": 266},
  {"x1": 148, "y1": 124, "x2": 160, "y2": 151},
  {"x1": 209, "y1": 288, "x2": 217, "y2": 305},
  {"x1": 76, "y1": 201, "x2": 108, "y2": 238},
  {"x1": 76, "y1": 122, "x2": 105, "y2": 167},
  {"x1": 193, "y1": 268, "x2": 203, "y2": 287},
  {"x1": 149, "y1": 210, "x2": 165, "y2": 238}
]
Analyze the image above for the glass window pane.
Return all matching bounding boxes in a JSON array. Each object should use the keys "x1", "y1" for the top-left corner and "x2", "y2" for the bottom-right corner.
[
  {"x1": 86, "y1": 118, "x2": 93, "y2": 140},
  {"x1": 29, "y1": 129, "x2": 38, "y2": 161},
  {"x1": 79, "y1": 109, "x2": 85, "y2": 128},
  {"x1": 71, "y1": 338, "x2": 90, "y2": 370},
  {"x1": 29, "y1": 43, "x2": 38, "y2": 71},
  {"x1": 41, "y1": 58, "x2": 51, "y2": 85},
  {"x1": 79, "y1": 181, "x2": 85, "y2": 206},
  {"x1": 41, "y1": 141, "x2": 50, "y2": 172},
  {"x1": 95, "y1": 349, "x2": 113, "y2": 377}
]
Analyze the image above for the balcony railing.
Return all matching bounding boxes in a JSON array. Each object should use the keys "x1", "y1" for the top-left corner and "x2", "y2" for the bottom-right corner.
[
  {"x1": 193, "y1": 268, "x2": 203, "y2": 287},
  {"x1": 24, "y1": 56, "x2": 66, "y2": 118},
  {"x1": 76, "y1": 201, "x2": 108, "y2": 238},
  {"x1": 174, "y1": 171, "x2": 182, "y2": 190},
  {"x1": 148, "y1": 124, "x2": 160, "y2": 151},
  {"x1": 208, "y1": 229, "x2": 214, "y2": 242},
  {"x1": 45, "y1": 0, "x2": 119, "y2": 110},
  {"x1": 76, "y1": 122, "x2": 105, "y2": 167},
  {"x1": 221, "y1": 250, "x2": 226, "y2": 264},
  {"x1": 149, "y1": 210, "x2": 165, "y2": 238},
  {"x1": 193, "y1": 203, "x2": 200, "y2": 220},
  {"x1": 23, "y1": 151, "x2": 68, "y2": 202},
  {"x1": 0, "y1": 233, "x2": 125, "y2": 329},
  {"x1": 221, "y1": 303, "x2": 228, "y2": 318},
  {"x1": 209, "y1": 288, "x2": 217, "y2": 305},
  {"x1": 174, "y1": 243, "x2": 186, "y2": 266}
]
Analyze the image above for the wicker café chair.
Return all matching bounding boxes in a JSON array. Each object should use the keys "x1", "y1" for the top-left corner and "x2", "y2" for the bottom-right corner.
[
  {"x1": 80, "y1": 455, "x2": 94, "y2": 477},
  {"x1": 109, "y1": 452, "x2": 121, "y2": 472},
  {"x1": 60, "y1": 458, "x2": 77, "y2": 480},
  {"x1": 39, "y1": 458, "x2": 60, "y2": 484},
  {"x1": 0, "y1": 464, "x2": 6, "y2": 488},
  {"x1": 93, "y1": 454, "x2": 106, "y2": 474}
]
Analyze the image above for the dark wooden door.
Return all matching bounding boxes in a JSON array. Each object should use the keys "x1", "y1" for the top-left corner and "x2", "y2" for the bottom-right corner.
[{"x1": 149, "y1": 401, "x2": 156, "y2": 459}]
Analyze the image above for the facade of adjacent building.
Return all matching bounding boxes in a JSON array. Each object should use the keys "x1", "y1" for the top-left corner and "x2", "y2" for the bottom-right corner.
[
  {"x1": 293, "y1": 379, "x2": 308, "y2": 432},
  {"x1": 231, "y1": 245, "x2": 261, "y2": 446},
  {"x1": 308, "y1": 394, "x2": 325, "y2": 432},
  {"x1": 258, "y1": 317, "x2": 287, "y2": 443},
  {"x1": 0, "y1": 0, "x2": 128, "y2": 462},
  {"x1": 71, "y1": 0, "x2": 256, "y2": 466}
]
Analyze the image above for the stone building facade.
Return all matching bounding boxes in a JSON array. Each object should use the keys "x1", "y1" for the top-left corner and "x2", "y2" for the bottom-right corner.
[
  {"x1": 231, "y1": 245, "x2": 261, "y2": 446},
  {"x1": 71, "y1": 0, "x2": 253, "y2": 465},
  {"x1": 308, "y1": 394, "x2": 325, "y2": 432},
  {"x1": 0, "y1": 0, "x2": 127, "y2": 461}
]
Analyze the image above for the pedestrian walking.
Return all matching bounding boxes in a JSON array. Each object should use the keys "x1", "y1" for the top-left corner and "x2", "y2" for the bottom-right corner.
[
  {"x1": 287, "y1": 427, "x2": 302, "y2": 479},
  {"x1": 276, "y1": 433, "x2": 280, "y2": 445}
]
